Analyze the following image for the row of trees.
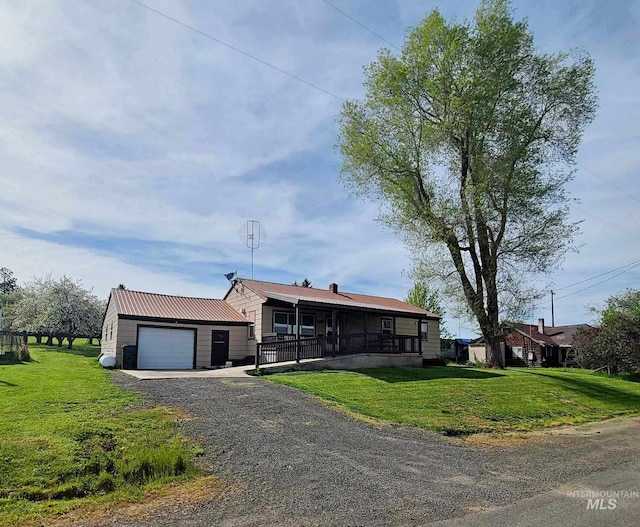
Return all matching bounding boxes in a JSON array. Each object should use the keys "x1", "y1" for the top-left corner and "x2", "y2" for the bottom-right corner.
[{"x1": 0, "y1": 269, "x2": 105, "y2": 349}]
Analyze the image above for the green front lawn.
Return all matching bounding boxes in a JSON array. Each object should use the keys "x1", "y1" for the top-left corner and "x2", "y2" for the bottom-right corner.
[
  {"x1": 268, "y1": 366, "x2": 640, "y2": 435},
  {"x1": 0, "y1": 341, "x2": 198, "y2": 526}
]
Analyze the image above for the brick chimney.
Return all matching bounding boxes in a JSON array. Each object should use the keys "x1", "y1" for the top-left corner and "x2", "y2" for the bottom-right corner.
[
  {"x1": 329, "y1": 283, "x2": 338, "y2": 294},
  {"x1": 538, "y1": 318, "x2": 545, "y2": 334}
]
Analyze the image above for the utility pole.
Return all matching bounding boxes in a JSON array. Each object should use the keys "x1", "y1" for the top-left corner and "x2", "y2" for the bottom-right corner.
[{"x1": 550, "y1": 290, "x2": 555, "y2": 327}]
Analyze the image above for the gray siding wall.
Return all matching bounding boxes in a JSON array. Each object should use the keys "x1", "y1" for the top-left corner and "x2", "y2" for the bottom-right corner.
[
  {"x1": 100, "y1": 297, "x2": 118, "y2": 357},
  {"x1": 114, "y1": 320, "x2": 249, "y2": 368}
]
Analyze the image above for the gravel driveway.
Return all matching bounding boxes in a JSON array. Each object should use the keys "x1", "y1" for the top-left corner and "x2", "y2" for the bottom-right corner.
[{"x1": 73, "y1": 373, "x2": 640, "y2": 527}]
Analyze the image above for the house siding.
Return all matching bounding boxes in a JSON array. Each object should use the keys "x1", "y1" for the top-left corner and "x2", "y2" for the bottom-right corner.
[
  {"x1": 114, "y1": 319, "x2": 249, "y2": 368},
  {"x1": 224, "y1": 283, "x2": 264, "y2": 355},
  {"x1": 100, "y1": 296, "x2": 118, "y2": 357},
  {"x1": 504, "y1": 332, "x2": 544, "y2": 365},
  {"x1": 469, "y1": 344, "x2": 486, "y2": 363}
]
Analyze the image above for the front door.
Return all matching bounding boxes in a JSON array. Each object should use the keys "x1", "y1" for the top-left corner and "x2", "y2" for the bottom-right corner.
[
  {"x1": 211, "y1": 330, "x2": 229, "y2": 366},
  {"x1": 325, "y1": 315, "x2": 340, "y2": 353}
]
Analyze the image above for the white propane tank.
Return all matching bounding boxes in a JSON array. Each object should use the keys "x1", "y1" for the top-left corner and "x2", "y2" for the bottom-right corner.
[{"x1": 99, "y1": 355, "x2": 117, "y2": 368}]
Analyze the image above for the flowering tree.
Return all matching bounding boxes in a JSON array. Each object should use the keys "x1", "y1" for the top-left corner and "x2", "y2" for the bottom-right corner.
[{"x1": 11, "y1": 276, "x2": 105, "y2": 349}]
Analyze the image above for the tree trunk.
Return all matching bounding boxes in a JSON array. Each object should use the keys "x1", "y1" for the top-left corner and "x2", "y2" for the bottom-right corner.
[
  {"x1": 67, "y1": 337, "x2": 75, "y2": 350},
  {"x1": 485, "y1": 334, "x2": 504, "y2": 368},
  {"x1": 46, "y1": 334, "x2": 53, "y2": 346},
  {"x1": 36, "y1": 333, "x2": 42, "y2": 344},
  {"x1": 56, "y1": 336, "x2": 63, "y2": 348},
  {"x1": 87, "y1": 337, "x2": 93, "y2": 345}
]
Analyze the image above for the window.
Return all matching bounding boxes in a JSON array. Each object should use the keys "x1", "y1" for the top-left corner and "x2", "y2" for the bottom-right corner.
[
  {"x1": 512, "y1": 346, "x2": 523, "y2": 359},
  {"x1": 381, "y1": 318, "x2": 392, "y2": 336},
  {"x1": 300, "y1": 314, "x2": 315, "y2": 336},
  {"x1": 274, "y1": 312, "x2": 315, "y2": 337},
  {"x1": 420, "y1": 321, "x2": 428, "y2": 340},
  {"x1": 248, "y1": 324, "x2": 255, "y2": 339},
  {"x1": 274, "y1": 312, "x2": 294, "y2": 335},
  {"x1": 109, "y1": 322, "x2": 113, "y2": 341}
]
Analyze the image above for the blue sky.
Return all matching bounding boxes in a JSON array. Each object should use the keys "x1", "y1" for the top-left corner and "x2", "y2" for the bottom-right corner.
[{"x1": 1, "y1": 0, "x2": 639, "y2": 336}]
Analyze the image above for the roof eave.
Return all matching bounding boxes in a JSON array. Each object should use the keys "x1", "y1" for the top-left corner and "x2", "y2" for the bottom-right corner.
[
  {"x1": 117, "y1": 314, "x2": 249, "y2": 326},
  {"x1": 264, "y1": 293, "x2": 438, "y2": 318}
]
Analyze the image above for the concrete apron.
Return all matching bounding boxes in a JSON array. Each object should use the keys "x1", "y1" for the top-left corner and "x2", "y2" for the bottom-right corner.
[{"x1": 120, "y1": 353, "x2": 423, "y2": 380}]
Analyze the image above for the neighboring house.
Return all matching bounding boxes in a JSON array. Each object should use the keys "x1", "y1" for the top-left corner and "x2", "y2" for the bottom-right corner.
[
  {"x1": 469, "y1": 319, "x2": 592, "y2": 367},
  {"x1": 441, "y1": 338, "x2": 472, "y2": 362},
  {"x1": 101, "y1": 278, "x2": 441, "y2": 369}
]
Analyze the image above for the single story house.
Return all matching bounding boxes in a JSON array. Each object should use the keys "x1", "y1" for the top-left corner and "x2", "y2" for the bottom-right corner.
[
  {"x1": 101, "y1": 278, "x2": 440, "y2": 369},
  {"x1": 469, "y1": 318, "x2": 592, "y2": 367}
]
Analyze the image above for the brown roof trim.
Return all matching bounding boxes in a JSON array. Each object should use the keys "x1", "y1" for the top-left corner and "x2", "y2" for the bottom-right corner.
[
  {"x1": 295, "y1": 299, "x2": 440, "y2": 319},
  {"x1": 118, "y1": 314, "x2": 249, "y2": 326}
]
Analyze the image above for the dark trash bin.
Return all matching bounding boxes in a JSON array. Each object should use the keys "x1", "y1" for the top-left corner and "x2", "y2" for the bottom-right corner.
[{"x1": 122, "y1": 345, "x2": 138, "y2": 369}]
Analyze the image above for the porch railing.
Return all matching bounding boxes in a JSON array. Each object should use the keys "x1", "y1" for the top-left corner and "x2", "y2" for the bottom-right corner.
[{"x1": 255, "y1": 332, "x2": 421, "y2": 367}]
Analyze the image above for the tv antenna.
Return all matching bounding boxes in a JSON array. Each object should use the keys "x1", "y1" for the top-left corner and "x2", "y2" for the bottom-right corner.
[{"x1": 239, "y1": 220, "x2": 266, "y2": 279}]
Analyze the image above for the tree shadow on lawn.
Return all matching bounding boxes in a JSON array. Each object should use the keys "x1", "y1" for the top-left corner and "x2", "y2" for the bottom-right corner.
[
  {"x1": 517, "y1": 370, "x2": 640, "y2": 408},
  {"x1": 356, "y1": 366, "x2": 505, "y2": 383},
  {"x1": 32, "y1": 345, "x2": 100, "y2": 358}
]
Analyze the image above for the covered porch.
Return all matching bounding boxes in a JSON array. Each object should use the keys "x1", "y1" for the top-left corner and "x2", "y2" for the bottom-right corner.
[{"x1": 256, "y1": 297, "x2": 428, "y2": 367}]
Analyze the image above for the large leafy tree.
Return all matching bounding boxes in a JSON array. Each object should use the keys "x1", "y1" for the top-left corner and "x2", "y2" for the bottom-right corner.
[
  {"x1": 338, "y1": 0, "x2": 597, "y2": 367},
  {"x1": 574, "y1": 289, "x2": 640, "y2": 375}
]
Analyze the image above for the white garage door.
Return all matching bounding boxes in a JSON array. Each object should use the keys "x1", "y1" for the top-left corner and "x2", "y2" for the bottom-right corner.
[{"x1": 137, "y1": 327, "x2": 195, "y2": 370}]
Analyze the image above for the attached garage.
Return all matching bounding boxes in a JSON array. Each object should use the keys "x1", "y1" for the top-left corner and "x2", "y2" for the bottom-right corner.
[
  {"x1": 137, "y1": 327, "x2": 196, "y2": 370},
  {"x1": 101, "y1": 288, "x2": 250, "y2": 369}
]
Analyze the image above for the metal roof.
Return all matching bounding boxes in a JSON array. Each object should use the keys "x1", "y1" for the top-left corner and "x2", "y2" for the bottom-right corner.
[
  {"x1": 238, "y1": 279, "x2": 440, "y2": 318},
  {"x1": 111, "y1": 289, "x2": 248, "y2": 323}
]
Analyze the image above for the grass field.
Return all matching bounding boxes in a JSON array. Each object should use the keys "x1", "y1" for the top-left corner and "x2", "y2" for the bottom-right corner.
[
  {"x1": 0, "y1": 339, "x2": 198, "y2": 526},
  {"x1": 268, "y1": 366, "x2": 640, "y2": 435}
]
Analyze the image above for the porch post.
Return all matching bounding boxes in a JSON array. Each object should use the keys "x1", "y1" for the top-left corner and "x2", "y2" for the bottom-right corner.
[
  {"x1": 392, "y1": 316, "x2": 397, "y2": 353},
  {"x1": 418, "y1": 319, "x2": 423, "y2": 356},
  {"x1": 331, "y1": 309, "x2": 337, "y2": 356},
  {"x1": 295, "y1": 304, "x2": 301, "y2": 363},
  {"x1": 363, "y1": 312, "x2": 368, "y2": 353}
]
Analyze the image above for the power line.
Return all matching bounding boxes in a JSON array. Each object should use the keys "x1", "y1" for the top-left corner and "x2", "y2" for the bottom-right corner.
[
  {"x1": 324, "y1": 8, "x2": 636, "y2": 216},
  {"x1": 553, "y1": 258, "x2": 640, "y2": 292},
  {"x1": 126, "y1": 0, "x2": 345, "y2": 102},
  {"x1": 129, "y1": 0, "x2": 639, "y2": 244},
  {"x1": 572, "y1": 203, "x2": 640, "y2": 241},
  {"x1": 577, "y1": 162, "x2": 640, "y2": 205},
  {"x1": 319, "y1": 0, "x2": 400, "y2": 51},
  {"x1": 555, "y1": 260, "x2": 640, "y2": 300}
]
